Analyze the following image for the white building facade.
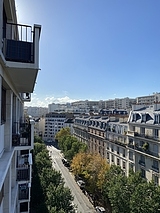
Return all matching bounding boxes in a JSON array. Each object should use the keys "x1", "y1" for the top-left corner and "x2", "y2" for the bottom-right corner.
[
  {"x1": 0, "y1": 0, "x2": 41, "y2": 212},
  {"x1": 73, "y1": 105, "x2": 160, "y2": 185},
  {"x1": 43, "y1": 113, "x2": 67, "y2": 142}
]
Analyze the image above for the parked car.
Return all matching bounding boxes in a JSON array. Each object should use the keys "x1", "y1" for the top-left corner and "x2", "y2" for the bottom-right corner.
[
  {"x1": 62, "y1": 158, "x2": 70, "y2": 167},
  {"x1": 77, "y1": 180, "x2": 85, "y2": 189},
  {"x1": 95, "y1": 206, "x2": 106, "y2": 213}
]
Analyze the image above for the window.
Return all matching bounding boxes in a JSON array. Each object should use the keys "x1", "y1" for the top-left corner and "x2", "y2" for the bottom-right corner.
[
  {"x1": 153, "y1": 160, "x2": 158, "y2": 169},
  {"x1": 107, "y1": 143, "x2": 109, "y2": 150},
  {"x1": 141, "y1": 114, "x2": 146, "y2": 122},
  {"x1": 123, "y1": 149, "x2": 125, "y2": 157},
  {"x1": 1, "y1": 87, "x2": 6, "y2": 124},
  {"x1": 152, "y1": 174, "x2": 159, "y2": 186},
  {"x1": 129, "y1": 163, "x2": 134, "y2": 171},
  {"x1": 123, "y1": 161, "x2": 126, "y2": 169},
  {"x1": 107, "y1": 152, "x2": 109, "y2": 159},
  {"x1": 132, "y1": 113, "x2": 137, "y2": 121},
  {"x1": 153, "y1": 144, "x2": 158, "y2": 155},
  {"x1": 140, "y1": 154, "x2": 145, "y2": 163},
  {"x1": 111, "y1": 155, "x2": 114, "y2": 163},
  {"x1": 117, "y1": 158, "x2": 120, "y2": 165},
  {"x1": 20, "y1": 202, "x2": 28, "y2": 212},
  {"x1": 129, "y1": 151, "x2": 133, "y2": 160},
  {"x1": 141, "y1": 168, "x2": 146, "y2": 178},
  {"x1": 154, "y1": 114, "x2": 159, "y2": 124},
  {"x1": 111, "y1": 145, "x2": 114, "y2": 152},
  {"x1": 154, "y1": 129, "x2": 159, "y2": 139},
  {"x1": 117, "y1": 146, "x2": 119, "y2": 154}
]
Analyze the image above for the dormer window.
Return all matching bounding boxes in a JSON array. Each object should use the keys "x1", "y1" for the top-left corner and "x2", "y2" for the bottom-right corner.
[
  {"x1": 141, "y1": 114, "x2": 146, "y2": 122},
  {"x1": 132, "y1": 113, "x2": 137, "y2": 122},
  {"x1": 154, "y1": 114, "x2": 160, "y2": 124}
]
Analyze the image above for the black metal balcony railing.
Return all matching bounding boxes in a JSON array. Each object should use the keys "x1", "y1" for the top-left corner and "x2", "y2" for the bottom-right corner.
[
  {"x1": 108, "y1": 138, "x2": 127, "y2": 147},
  {"x1": 19, "y1": 184, "x2": 29, "y2": 200},
  {"x1": 3, "y1": 23, "x2": 34, "y2": 63},
  {"x1": 17, "y1": 168, "x2": 30, "y2": 181},
  {"x1": 128, "y1": 144, "x2": 160, "y2": 158},
  {"x1": 135, "y1": 133, "x2": 160, "y2": 142}
]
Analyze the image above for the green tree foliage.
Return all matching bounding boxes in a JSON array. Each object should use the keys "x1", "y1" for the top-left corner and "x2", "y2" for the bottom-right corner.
[
  {"x1": 101, "y1": 165, "x2": 160, "y2": 213},
  {"x1": 31, "y1": 142, "x2": 75, "y2": 213},
  {"x1": 55, "y1": 127, "x2": 71, "y2": 149},
  {"x1": 46, "y1": 184, "x2": 74, "y2": 213},
  {"x1": 55, "y1": 128, "x2": 87, "y2": 162},
  {"x1": 34, "y1": 135, "x2": 43, "y2": 143},
  {"x1": 130, "y1": 181, "x2": 160, "y2": 213}
]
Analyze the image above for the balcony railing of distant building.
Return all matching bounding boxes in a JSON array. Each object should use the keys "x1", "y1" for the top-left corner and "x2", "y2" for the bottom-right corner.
[
  {"x1": 135, "y1": 132, "x2": 160, "y2": 141},
  {"x1": 128, "y1": 143, "x2": 160, "y2": 158},
  {"x1": 128, "y1": 131, "x2": 160, "y2": 142},
  {"x1": 3, "y1": 23, "x2": 34, "y2": 63},
  {"x1": 107, "y1": 138, "x2": 127, "y2": 147}
]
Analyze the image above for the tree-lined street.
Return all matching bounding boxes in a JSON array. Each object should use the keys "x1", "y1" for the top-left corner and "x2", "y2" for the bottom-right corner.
[{"x1": 47, "y1": 145, "x2": 96, "y2": 213}]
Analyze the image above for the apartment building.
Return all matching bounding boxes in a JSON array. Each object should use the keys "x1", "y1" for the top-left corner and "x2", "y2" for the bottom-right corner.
[
  {"x1": 105, "y1": 117, "x2": 129, "y2": 173},
  {"x1": 73, "y1": 105, "x2": 160, "y2": 185},
  {"x1": 136, "y1": 93, "x2": 160, "y2": 105},
  {"x1": 0, "y1": 1, "x2": 41, "y2": 213},
  {"x1": 127, "y1": 104, "x2": 160, "y2": 185},
  {"x1": 104, "y1": 97, "x2": 136, "y2": 109},
  {"x1": 25, "y1": 107, "x2": 48, "y2": 118},
  {"x1": 43, "y1": 113, "x2": 74, "y2": 142},
  {"x1": 88, "y1": 116, "x2": 108, "y2": 158},
  {"x1": 73, "y1": 115, "x2": 90, "y2": 145},
  {"x1": 63, "y1": 118, "x2": 74, "y2": 135}
]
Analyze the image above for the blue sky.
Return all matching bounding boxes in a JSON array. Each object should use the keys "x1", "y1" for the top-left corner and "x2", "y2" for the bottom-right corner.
[{"x1": 15, "y1": 0, "x2": 160, "y2": 107}]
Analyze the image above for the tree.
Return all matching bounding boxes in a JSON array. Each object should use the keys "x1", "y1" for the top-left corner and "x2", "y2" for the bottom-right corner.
[
  {"x1": 31, "y1": 142, "x2": 75, "y2": 213},
  {"x1": 55, "y1": 127, "x2": 71, "y2": 150},
  {"x1": 71, "y1": 152, "x2": 109, "y2": 194},
  {"x1": 46, "y1": 184, "x2": 75, "y2": 213},
  {"x1": 101, "y1": 166, "x2": 160, "y2": 213},
  {"x1": 130, "y1": 181, "x2": 160, "y2": 213}
]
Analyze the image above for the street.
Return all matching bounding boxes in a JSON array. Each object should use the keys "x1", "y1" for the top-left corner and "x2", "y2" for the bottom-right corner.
[{"x1": 47, "y1": 145, "x2": 96, "y2": 213}]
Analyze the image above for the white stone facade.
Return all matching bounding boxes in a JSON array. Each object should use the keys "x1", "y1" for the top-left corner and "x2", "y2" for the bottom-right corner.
[{"x1": 73, "y1": 105, "x2": 160, "y2": 185}]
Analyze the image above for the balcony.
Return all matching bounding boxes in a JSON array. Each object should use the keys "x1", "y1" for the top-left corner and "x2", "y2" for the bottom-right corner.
[
  {"x1": 127, "y1": 131, "x2": 138, "y2": 137},
  {"x1": 108, "y1": 138, "x2": 127, "y2": 147},
  {"x1": 18, "y1": 184, "x2": 29, "y2": 200},
  {"x1": 12, "y1": 120, "x2": 35, "y2": 149},
  {"x1": 128, "y1": 143, "x2": 160, "y2": 158},
  {"x1": 2, "y1": 23, "x2": 41, "y2": 93},
  {"x1": 16, "y1": 154, "x2": 32, "y2": 181},
  {"x1": 135, "y1": 133, "x2": 160, "y2": 142},
  {"x1": 17, "y1": 167, "x2": 30, "y2": 181}
]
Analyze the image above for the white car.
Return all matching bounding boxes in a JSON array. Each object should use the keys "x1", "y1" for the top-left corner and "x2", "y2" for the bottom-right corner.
[
  {"x1": 95, "y1": 206, "x2": 106, "y2": 213},
  {"x1": 76, "y1": 180, "x2": 85, "y2": 188}
]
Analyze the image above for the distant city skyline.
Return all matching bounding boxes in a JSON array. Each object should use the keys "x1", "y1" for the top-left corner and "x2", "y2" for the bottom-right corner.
[{"x1": 15, "y1": 0, "x2": 160, "y2": 107}]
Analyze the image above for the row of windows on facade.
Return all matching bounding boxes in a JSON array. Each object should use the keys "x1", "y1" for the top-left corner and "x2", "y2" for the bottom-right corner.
[{"x1": 107, "y1": 153, "x2": 159, "y2": 170}]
